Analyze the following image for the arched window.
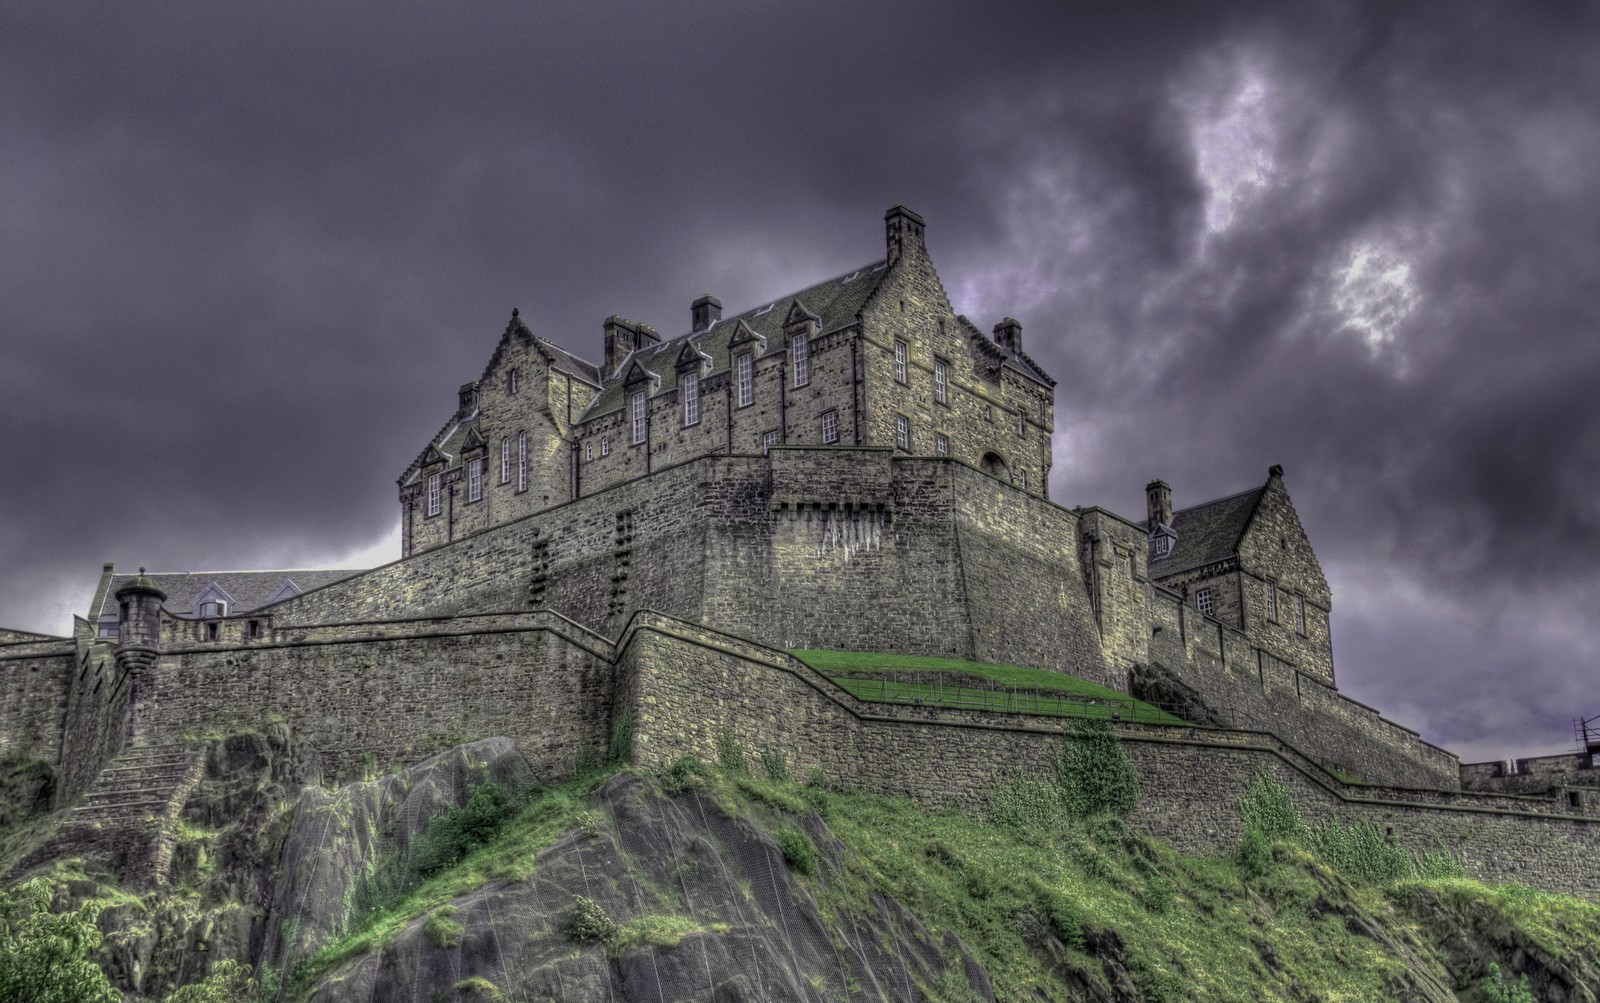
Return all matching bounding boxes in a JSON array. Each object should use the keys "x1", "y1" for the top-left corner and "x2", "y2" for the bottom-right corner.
[{"x1": 981, "y1": 452, "x2": 1008, "y2": 479}]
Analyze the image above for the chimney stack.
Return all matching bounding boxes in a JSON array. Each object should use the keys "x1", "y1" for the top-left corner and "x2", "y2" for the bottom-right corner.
[
  {"x1": 994, "y1": 317, "x2": 1022, "y2": 354},
  {"x1": 884, "y1": 204, "x2": 926, "y2": 266},
  {"x1": 691, "y1": 294, "x2": 722, "y2": 333},
  {"x1": 604, "y1": 317, "x2": 660, "y2": 378},
  {"x1": 1146, "y1": 480, "x2": 1173, "y2": 528}
]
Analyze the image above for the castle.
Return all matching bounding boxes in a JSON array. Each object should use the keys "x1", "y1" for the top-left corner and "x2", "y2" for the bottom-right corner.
[{"x1": 2, "y1": 206, "x2": 1597, "y2": 897}]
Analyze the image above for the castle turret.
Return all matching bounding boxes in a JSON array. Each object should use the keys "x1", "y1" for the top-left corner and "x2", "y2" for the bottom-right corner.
[{"x1": 114, "y1": 568, "x2": 165, "y2": 676}]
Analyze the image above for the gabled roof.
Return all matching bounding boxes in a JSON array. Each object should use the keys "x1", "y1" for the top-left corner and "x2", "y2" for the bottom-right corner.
[
  {"x1": 1143, "y1": 486, "x2": 1266, "y2": 578},
  {"x1": 95, "y1": 570, "x2": 361, "y2": 620},
  {"x1": 956, "y1": 315, "x2": 1055, "y2": 389},
  {"x1": 579, "y1": 260, "x2": 888, "y2": 419}
]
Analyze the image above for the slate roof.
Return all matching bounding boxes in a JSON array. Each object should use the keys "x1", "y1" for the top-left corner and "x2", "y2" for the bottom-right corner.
[
  {"x1": 1143, "y1": 486, "x2": 1265, "y2": 578},
  {"x1": 95, "y1": 570, "x2": 360, "y2": 620},
  {"x1": 579, "y1": 260, "x2": 889, "y2": 419}
]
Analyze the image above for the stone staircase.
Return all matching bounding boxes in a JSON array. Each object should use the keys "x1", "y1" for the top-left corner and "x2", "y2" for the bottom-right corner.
[{"x1": 28, "y1": 743, "x2": 206, "y2": 886}]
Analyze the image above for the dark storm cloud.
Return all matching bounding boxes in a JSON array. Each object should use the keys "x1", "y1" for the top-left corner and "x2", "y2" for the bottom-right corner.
[{"x1": 3, "y1": 1, "x2": 1596, "y2": 757}]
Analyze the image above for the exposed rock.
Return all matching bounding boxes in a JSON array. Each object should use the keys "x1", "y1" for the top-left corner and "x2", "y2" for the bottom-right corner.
[{"x1": 1128, "y1": 662, "x2": 1229, "y2": 728}]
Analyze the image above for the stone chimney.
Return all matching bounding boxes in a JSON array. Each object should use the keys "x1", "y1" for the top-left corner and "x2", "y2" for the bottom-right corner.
[
  {"x1": 604, "y1": 317, "x2": 660, "y2": 379},
  {"x1": 457, "y1": 381, "x2": 479, "y2": 416},
  {"x1": 691, "y1": 294, "x2": 722, "y2": 333},
  {"x1": 993, "y1": 317, "x2": 1022, "y2": 354},
  {"x1": 885, "y1": 204, "x2": 926, "y2": 266},
  {"x1": 1146, "y1": 480, "x2": 1177, "y2": 562}
]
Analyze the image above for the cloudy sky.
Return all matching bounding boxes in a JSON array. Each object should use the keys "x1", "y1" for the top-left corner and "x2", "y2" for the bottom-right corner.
[{"x1": 3, "y1": 2, "x2": 1597, "y2": 762}]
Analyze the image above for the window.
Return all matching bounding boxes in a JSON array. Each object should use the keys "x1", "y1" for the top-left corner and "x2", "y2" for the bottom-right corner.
[
  {"x1": 1266, "y1": 580, "x2": 1278, "y2": 622},
  {"x1": 248, "y1": 619, "x2": 261, "y2": 639},
  {"x1": 467, "y1": 458, "x2": 483, "y2": 502},
  {"x1": 983, "y1": 404, "x2": 993, "y2": 422},
  {"x1": 792, "y1": 333, "x2": 809, "y2": 387},
  {"x1": 683, "y1": 372, "x2": 700, "y2": 426},
  {"x1": 584, "y1": 441, "x2": 593, "y2": 461},
  {"x1": 736, "y1": 353, "x2": 753, "y2": 406},
  {"x1": 822, "y1": 409, "x2": 839, "y2": 444},
  {"x1": 762, "y1": 429, "x2": 779, "y2": 453},
  {"x1": 1569, "y1": 792, "x2": 1582, "y2": 809},
  {"x1": 1195, "y1": 588, "x2": 1215, "y2": 616},
  {"x1": 1295, "y1": 594, "x2": 1306, "y2": 635},
  {"x1": 895, "y1": 413, "x2": 910, "y2": 451},
  {"x1": 1017, "y1": 411, "x2": 1026, "y2": 437},
  {"x1": 602, "y1": 436, "x2": 611, "y2": 456},
  {"x1": 1152, "y1": 534, "x2": 1171, "y2": 559},
  {"x1": 98, "y1": 623, "x2": 118, "y2": 638},
  {"x1": 517, "y1": 432, "x2": 528, "y2": 491},
  {"x1": 205, "y1": 622, "x2": 219, "y2": 641},
  {"x1": 427, "y1": 473, "x2": 441, "y2": 515},
  {"x1": 500, "y1": 438, "x2": 510, "y2": 483},
  {"x1": 935, "y1": 433, "x2": 949, "y2": 456},
  {"x1": 199, "y1": 600, "x2": 226, "y2": 618},
  {"x1": 631, "y1": 390, "x2": 647, "y2": 444},
  {"x1": 934, "y1": 360, "x2": 947, "y2": 404},
  {"x1": 508, "y1": 368, "x2": 520, "y2": 394},
  {"x1": 894, "y1": 340, "x2": 908, "y2": 383},
  {"x1": 1020, "y1": 469, "x2": 1028, "y2": 490}
]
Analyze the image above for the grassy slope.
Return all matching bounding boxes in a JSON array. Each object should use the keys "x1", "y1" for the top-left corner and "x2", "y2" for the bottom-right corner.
[
  {"x1": 294, "y1": 758, "x2": 1600, "y2": 1002},
  {"x1": 788, "y1": 650, "x2": 1189, "y2": 726}
]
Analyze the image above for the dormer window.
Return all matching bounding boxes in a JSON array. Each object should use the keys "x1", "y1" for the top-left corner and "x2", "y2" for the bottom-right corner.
[
  {"x1": 1151, "y1": 533, "x2": 1172, "y2": 559},
  {"x1": 467, "y1": 458, "x2": 483, "y2": 502},
  {"x1": 199, "y1": 599, "x2": 227, "y2": 618}
]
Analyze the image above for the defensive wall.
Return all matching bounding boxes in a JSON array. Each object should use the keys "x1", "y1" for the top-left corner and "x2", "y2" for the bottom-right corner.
[
  {"x1": 1462, "y1": 752, "x2": 1600, "y2": 796},
  {"x1": 615, "y1": 612, "x2": 1600, "y2": 901},
  {"x1": 0, "y1": 635, "x2": 74, "y2": 767}
]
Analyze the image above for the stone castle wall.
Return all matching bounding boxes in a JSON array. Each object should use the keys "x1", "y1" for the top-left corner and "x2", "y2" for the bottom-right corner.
[
  {"x1": 0, "y1": 639, "x2": 74, "y2": 767},
  {"x1": 618, "y1": 614, "x2": 1600, "y2": 900}
]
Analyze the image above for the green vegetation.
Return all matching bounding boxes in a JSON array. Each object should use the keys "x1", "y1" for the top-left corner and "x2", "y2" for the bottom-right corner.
[
  {"x1": 1057, "y1": 721, "x2": 1138, "y2": 819},
  {"x1": 788, "y1": 650, "x2": 1189, "y2": 725},
  {"x1": 423, "y1": 906, "x2": 464, "y2": 949},
  {"x1": 776, "y1": 824, "x2": 818, "y2": 875},
  {"x1": 0, "y1": 877, "x2": 119, "y2": 1003},
  {"x1": 295, "y1": 767, "x2": 616, "y2": 992},
  {"x1": 161, "y1": 960, "x2": 258, "y2": 1003},
  {"x1": 564, "y1": 896, "x2": 618, "y2": 943},
  {"x1": 1482, "y1": 962, "x2": 1535, "y2": 1003}
]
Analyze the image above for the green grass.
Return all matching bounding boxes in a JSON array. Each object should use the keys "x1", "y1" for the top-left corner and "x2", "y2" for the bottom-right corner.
[{"x1": 787, "y1": 650, "x2": 1190, "y2": 726}]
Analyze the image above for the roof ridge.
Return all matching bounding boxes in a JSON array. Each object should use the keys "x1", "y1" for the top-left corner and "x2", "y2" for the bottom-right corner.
[
  {"x1": 109, "y1": 568, "x2": 357, "y2": 577},
  {"x1": 1173, "y1": 484, "x2": 1264, "y2": 516},
  {"x1": 648, "y1": 258, "x2": 886, "y2": 349}
]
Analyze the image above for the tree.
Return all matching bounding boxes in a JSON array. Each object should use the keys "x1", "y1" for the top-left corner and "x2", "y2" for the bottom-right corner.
[
  {"x1": 164, "y1": 959, "x2": 259, "y2": 1003},
  {"x1": 0, "y1": 877, "x2": 119, "y2": 1003}
]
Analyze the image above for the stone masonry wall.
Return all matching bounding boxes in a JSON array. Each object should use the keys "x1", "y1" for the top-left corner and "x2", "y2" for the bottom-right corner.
[
  {"x1": 127, "y1": 616, "x2": 614, "y2": 780},
  {"x1": 57, "y1": 641, "x2": 131, "y2": 804},
  {"x1": 619, "y1": 615, "x2": 1600, "y2": 900},
  {"x1": 0, "y1": 642, "x2": 73, "y2": 766}
]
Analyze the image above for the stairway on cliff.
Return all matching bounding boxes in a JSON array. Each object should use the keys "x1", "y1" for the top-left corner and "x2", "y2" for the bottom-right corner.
[{"x1": 28, "y1": 743, "x2": 206, "y2": 887}]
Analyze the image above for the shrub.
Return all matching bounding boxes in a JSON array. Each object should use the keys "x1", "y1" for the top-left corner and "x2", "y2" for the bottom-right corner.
[
  {"x1": 1483, "y1": 962, "x2": 1535, "y2": 1003},
  {"x1": 987, "y1": 769, "x2": 1063, "y2": 833},
  {"x1": 1236, "y1": 826, "x2": 1272, "y2": 878},
  {"x1": 759, "y1": 746, "x2": 790, "y2": 782},
  {"x1": 659, "y1": 755, "x2": 709, "y2": 795},
  {"x1": 777, "y1": 825, "x2": 818, "y2": 876},
  {"x1": 424, "y1": 906, "x2": 464, "y2": 949},
  {"x1": 1305, "y1": 820, "x2": 1413, "y2": 885},
  {"x1": 454, "y1": 977, "x2": 508, "y2": 1001},
  {"x1": 565, "y1": 896, "x2": 617, "y2": 944},
  {"x1": 1238, "y1": 771, "x2": 1305, "y2": 841},
  {"x1": 1057, "y1": 721, "x2": 1138, "y2": 819},
  {"x1": 1141, "y1": 874, "x2": 1175, "y2": 914},
  {"x1": 409, "y1": 782, "x2": 522, "y2": 878},
  {"x1": 607, "y1": 711, "x2": 634, "y2": 766},
  {"x1": 1045, "y1": 899, "x2": 1087, "y2": 951},
  {"x1": 716, "y1": 727, "x2": 746, "y2": 774}
]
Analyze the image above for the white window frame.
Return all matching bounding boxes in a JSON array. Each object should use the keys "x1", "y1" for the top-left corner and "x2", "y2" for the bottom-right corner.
[
  {"x1": 500, "y1": 438, "x2": 510, "y2": 483},
  {"x1": 584, "y1": 441, "x2": 593, "y2": 461},
  {"x1": 895, "y1": 413, "x2": 909, "y2": 451},
  {"x1": 602, "y1": 436, "x2": 611, "y2": 457},
  {"x1": 467, "y1": 457, "x2": 482, "y2": 502},
  {"x1": 894, "y1": 339, "x2": 907, "y2": 384},
  {"x1": 1295, "y1": 594, "x2": 1307, "y2": 635},
  {"x1": 935, "y1": 433, "x2": 949, "y2": 456},
  {"x1": 509, "y1": 368, "x2": 519, "y2": 394},
  {"x1": 631, "y1": 390, "x2": 647, "y2": 444},
  {"x1": 683, "y1": 372, "x2": 700, "y2": 426},
  {"x1": 822, "y1": 409, "x2": 838, "y2": 444},
  {"x1": 1196, "y1": 588, "x2": 1214, "y2": 616},
  {"x1": 762, "y1": 429, "x2": 779, "y2": 453},
  {"x1": 934, "y1": 359, "x2": 947, "y2": 404},
  {"x1": 736, "y1": 353, "x2": 753, "y2": 407},
  {"x1": 517, "y1": 432, "x2": 528, "y2": 491},
  {"x1": 1266, "y1": 580, "x2": 1278, "y2": 622},
  {"x1": 792, "y1": 333, "x2": 809, "y2": 387},
  {"x1": 427, "y1": 473, "x2": 441, "y2": 515}
]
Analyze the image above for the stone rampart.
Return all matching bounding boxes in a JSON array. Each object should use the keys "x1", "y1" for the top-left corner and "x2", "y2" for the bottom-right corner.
[
  {"x1": 57, "y1": 641, "x2": 131, "y2": 805},
  {"x1": 617, "y1": 613, "x2": 1600, "y2": 900},
  {"x1": 0, "y1": 640, "x2": 73, "y2": 767},
  {"x1": 124, "y1": 613, "x2": 615, "y2": 780}
]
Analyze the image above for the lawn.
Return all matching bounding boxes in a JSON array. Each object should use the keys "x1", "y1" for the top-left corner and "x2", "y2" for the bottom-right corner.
[{"x1": 786, "y1": 650, "x2": 1191, "y2": 726}]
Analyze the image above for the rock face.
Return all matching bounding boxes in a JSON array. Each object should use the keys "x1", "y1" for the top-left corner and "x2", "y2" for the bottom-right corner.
[{"x1": 281, "y1": 758, "x2": 988, "y2": 1003}]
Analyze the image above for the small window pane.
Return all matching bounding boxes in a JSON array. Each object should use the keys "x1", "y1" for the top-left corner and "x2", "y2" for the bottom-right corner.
[
  {"x1": 822, "y1": 410, "x2": 839, "y2": 444},
  {"x1": 894, "y1": 340, "x2": 907, "y2": 383},
  {"x1": 737, "y1": 354, "x2": 753, "y2": 406},
  {"x1": 683, "y1": 373, "x2": 699, "y2": 426},
  {"x1": 468, "y1": 458, "x2": 483, "y2": 502},
  {"x1": 935, "y1": 433, "x2": 949, "y2": 456},
  {"x1": 792, "y1": 334, "x2": 809, "y2": 387},
  {"x1": 895, "y1": 413, "x2": 909, "y2": 450},
  {"x1": 427, "y1": 473, "x2": 441, "y2": 515},
  {"x1": 631, "y1": 391, "x2": 647, "y2": 444},
  {"x1": 934, "y1": 360, "x2": 947, "y2": 403}
]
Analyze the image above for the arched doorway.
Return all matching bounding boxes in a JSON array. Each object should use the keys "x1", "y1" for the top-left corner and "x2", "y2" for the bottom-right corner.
[{"x1": 981, "y1": 452, "x2": 1009, "y2": 479}]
